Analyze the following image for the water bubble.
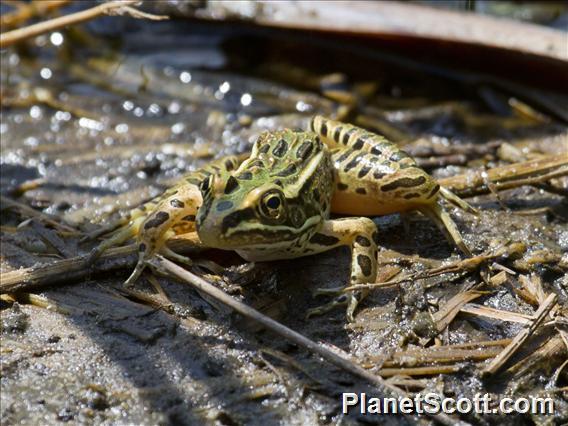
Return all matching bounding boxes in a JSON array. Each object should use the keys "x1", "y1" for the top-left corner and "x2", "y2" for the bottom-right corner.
[
  {"x1": 79, "y1": 117, "x2": 104, "y2": 131},
  {"x1": 24, "y1": 137, "x2": 39, "y2": 147},
  {"x1": 115, "y1": 123, "x2": 129, "y2": 134},
  {"x1": 179, "y1": 71, "x2": 192, "y2": 83},
  {"x1": 122, "y1": 100, "x2": 134, "y2": 111},
  {"x1": 163, "y1": 66, "x2": 175, "y2": 77},
  {"x1": 219, "y1": 81, "x2": 231, "y2": 94},
  {"x1": 171, "y1": 123, "x2": 185, "y2": 135},
  {"x1": 30, "y1": 105, "x2": 42, "y2": 119},
  {"x1": 240, "y1": 93, "x2": 252, "y2": 106},
  {"x1": 295, "y1": 101, "x2": 310, "y2": 112},
  {"x1": 40, "y1": 68, "x2": 52, "y2": 79},
  {"x1": 55, "y1": 111, "x2": 71, "y2": 121},
  {"x1": 50, "y1": 32, "x2": 64, "y2": 46},
  {"x1": 148, "y1": 103, "x2": 160, "y2": 115},
  {"x1": 35, "y1": 35, "x2": 47, "y2": 47},
  {"x1": 168, "y1": 101, "x2": 181, "y2": 114},
  {"x1": 8, "y1": 53, "x2": 19, "y2": 66},
  {"x1": 133, "y1": 107, "x2": 144, "y2": 117}
]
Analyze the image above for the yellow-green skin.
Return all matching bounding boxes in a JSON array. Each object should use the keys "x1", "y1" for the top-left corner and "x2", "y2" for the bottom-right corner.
[{"x1": 90, "y1": 116, "x2": 473, "y2": 321}]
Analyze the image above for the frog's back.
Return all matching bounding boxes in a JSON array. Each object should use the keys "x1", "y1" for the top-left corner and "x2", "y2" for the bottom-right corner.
[{"x1": 310, "y1": 116, "x2": 441, "y2": 215}]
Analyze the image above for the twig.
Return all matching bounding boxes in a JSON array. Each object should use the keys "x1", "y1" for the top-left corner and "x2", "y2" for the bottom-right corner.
[
  {"x1": 438, "y1": 154, "x2": 568, "y2": 197},
  {"x1": 459, "y1": 303, "x2": 534, "y2": 325},
  {"x1": 0, "y1": 233, "x2": 202, "y2": 293},
  {"x1": 147, "y1": 255, "x2": 466, "y2": 426},
  {"x1": 1, "y1": 0, "x2": 72, "y2": 31},
  {"x1": 433, "y1": 290, "x2": 487, "y2": 333},
  {"x1": 378, "y1": 365, "x2": 461, "y2": 377},
  {"x1": 1, "y1": 195, "x2": 80, "y2": 235},
  {"x1": 483, "y1": 293, "x2": 558, "y2": 376},
  {"x1": 0, "y1": 0, "x2": 168, "y2": 48}
]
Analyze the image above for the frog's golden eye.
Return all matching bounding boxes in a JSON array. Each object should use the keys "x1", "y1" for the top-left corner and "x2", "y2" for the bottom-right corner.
[{"x1": 260, "y1": 191, "x2": 285, "y2": 219}]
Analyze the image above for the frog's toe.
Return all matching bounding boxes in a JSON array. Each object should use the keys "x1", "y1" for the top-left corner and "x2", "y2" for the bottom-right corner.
[
  {"x1": 306, "y1": 293, "x2": 350, "y2": 319},
  {"x1": 307, "y1": 291, "x2": 363, "y2": 322},
  {"x1": 160, "y1": 246, "x2": 193, "y2": 267},
  {"x1": 124, "y1": 259, "x2": 146, "y2": 288},
  {"x1": 312, "y1": 286, "x2": 345, "y2": 297},
  {"x1": 80, "y1": 223, "x2": 119, "y2": 242}
]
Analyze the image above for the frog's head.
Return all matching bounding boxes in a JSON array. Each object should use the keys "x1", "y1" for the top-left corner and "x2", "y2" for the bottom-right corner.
[{"x1": 196, "y1": 129, "x2": 330, "y2": 249}]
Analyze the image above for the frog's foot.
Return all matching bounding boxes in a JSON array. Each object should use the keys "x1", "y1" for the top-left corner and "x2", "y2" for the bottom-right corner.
[
  {"x1": 306, "y1": 290, "x2": 366, "y2": 323},
  {"x1": 303, "y1": 217, "x2": 378, "y2": 322}
]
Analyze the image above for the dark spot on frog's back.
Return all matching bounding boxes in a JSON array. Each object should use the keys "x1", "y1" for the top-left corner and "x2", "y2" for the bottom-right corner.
[
  {"x1": 296, "y1": 141, "x2": 314, "y2": 160},
  {"x1": 427, "y1": 184, "x2": 440, "y2": 199},
  {"x1": 403, "y1": 192, "x2": 420, "y2": 199},
  {"x1": 258, "y1": 143, "x2": 271, "y2": 154},
  {"x1": 370, "y1": 145, "x2": 382, "y2": 156},
  {"x1": 238, "y1": 171, "x2": 253, "y2": 180},
  {"x1": 170, "y1": 199, "x2": 185, "y2": 208},
  {"x1": 216, "y1": 200, "x2": 234, "y2": 212},
  {"x1": 357, "y1": 165, "x2": 371, "y2": 178},
  {"x1": 389, "y1": 151, "x2": 408, "y2": 162},
  {"x1": 275, "y1": 164, "x2": 297, "y2": 177},
  {"x1": 357, "y1": 254, "x2": 373, "y2": 277},
  {"x1": 144, "y1": 211, "x2": 170, "y2": 230},
  {"x1": 333, "y1": 126, "x2": 343, "y2": 142},
  {"x1": 309, "y1": 233, "x2": 340, "y2": 246},
  {"x1": 224, "y1": 176, "x2": 239, "y2": 194},
  {"x1": 224, "y1": 159, "x2": 236, "y2": 171},
  {"x1": 320, "y1": 121, "x2": 328, "y2": 137},
  {"x1": 381, "y1": 176, "x2": 426, "y2": 191},
  {"x1": 355, "y1": 236, "x2": 371, "y2": 247},
  {"x1": 272, "y1": 139, "x2": 288, "y2": 157},
  {"x1": 352, "y1": 137, "x2": 365, "y2": 150},
  {"x1": 344, "y1": 154, "x2": 362, "y2": 172},
  {"x1": 342, "y1": 128, "x2": 356, "y2": 145}
]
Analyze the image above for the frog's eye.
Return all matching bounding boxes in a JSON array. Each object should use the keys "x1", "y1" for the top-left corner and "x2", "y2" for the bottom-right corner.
[{"x1": 260, "y1": 191, "x2": 285, "y2": 219}]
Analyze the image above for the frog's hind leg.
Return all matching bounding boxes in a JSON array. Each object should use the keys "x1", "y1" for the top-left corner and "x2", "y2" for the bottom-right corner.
[
  {"x1": 304, "y1": 217, "x2": 378, "y2": 322},
  {"x1": 418, "y1": 202, "x2": 472, "y2": 257}
]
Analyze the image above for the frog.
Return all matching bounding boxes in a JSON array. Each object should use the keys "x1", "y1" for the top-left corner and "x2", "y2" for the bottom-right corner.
[{"x1": 87, "y1": 116, "x2": 476, "y2": 321}]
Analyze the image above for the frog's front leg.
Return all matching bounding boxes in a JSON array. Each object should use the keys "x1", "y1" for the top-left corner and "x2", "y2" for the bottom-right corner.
[
  {"x1": 305, "y1": 217, "x2": 378, "y2": 322},
  {"x1": 125, "y1": 183, "x2": 202, "y2": 286}
]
